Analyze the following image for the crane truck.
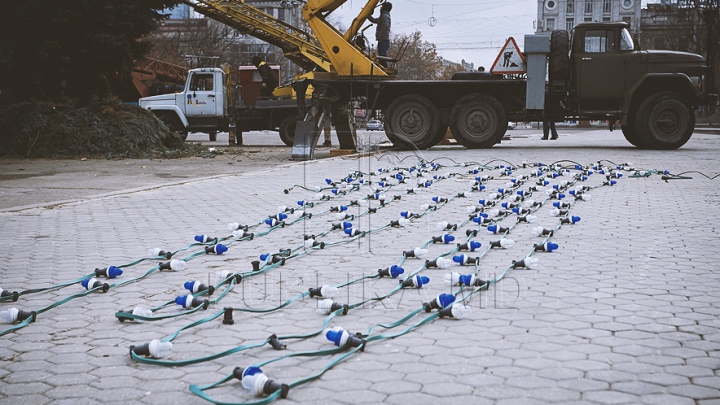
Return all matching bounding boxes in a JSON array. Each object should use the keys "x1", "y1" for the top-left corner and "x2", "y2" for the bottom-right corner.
[{"x1": 140, "y1": 0, "x2": 717, "y2": 159}]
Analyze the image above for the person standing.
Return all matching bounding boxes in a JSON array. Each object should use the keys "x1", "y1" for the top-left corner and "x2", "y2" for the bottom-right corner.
[
  {"x1": 542, "y1": 120, "x2": 558, "y2": 140},
  {"x1": 368, "y1": 2, "x2": 392, "y2": 68},
  {"x1": 251, "y1": 56, "x2": 278, "y2": 98}
]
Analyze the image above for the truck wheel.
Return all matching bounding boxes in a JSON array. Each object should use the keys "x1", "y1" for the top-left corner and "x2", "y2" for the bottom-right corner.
[
  {"x1": 209, "y1": 131, "x2": 217, "y2": 142},
  {"x1": 449, "y1": 93, "x2": 507, "y2": 148},
  {"x1": 385, "y1": 95, "x2": 442, "y2": 150},
  {"x1": 279, "y1": 116, "x2": 297, "y2": 147},
  {"x1": 158, "y1": 113, "x2": 188, "y2": 141},
  {"x1": 620, "y1": 113, "x2": 649, "y2": 148},
  {"x1": 636, "y1": 92, "x2": 694, "y2": 150},
  {"x1": 549, "y1": 30, "x2": 570, "y2": 85}
]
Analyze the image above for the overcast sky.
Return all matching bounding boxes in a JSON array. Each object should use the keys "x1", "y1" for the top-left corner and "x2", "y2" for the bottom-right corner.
[{"x1": 332, "y1": 0, "x2": 650, "y2": 70}]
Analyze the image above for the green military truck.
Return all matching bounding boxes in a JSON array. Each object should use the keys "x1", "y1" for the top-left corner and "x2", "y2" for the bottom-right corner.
[{"x1": 293, "y1": 22, "x2": 717, "y2": 158}]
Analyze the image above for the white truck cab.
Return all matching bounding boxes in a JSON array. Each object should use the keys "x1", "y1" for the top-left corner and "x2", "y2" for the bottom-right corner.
[{"x1": 139, "y1": 68, "x2": 228, "y2": 141}]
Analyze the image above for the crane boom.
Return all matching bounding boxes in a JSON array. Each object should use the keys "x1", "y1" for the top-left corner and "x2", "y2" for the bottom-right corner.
[{"x1": 182, "y1": 0, "x2": 332, "y2": 73}]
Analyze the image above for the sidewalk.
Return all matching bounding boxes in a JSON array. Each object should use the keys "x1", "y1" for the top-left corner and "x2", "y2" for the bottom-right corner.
[{"x1": 1, "y1": 129, "x2": 719, "y2": 405}]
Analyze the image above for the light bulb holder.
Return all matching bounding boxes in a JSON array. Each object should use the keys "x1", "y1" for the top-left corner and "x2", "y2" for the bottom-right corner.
[
  {"x1": 0, "y1": 289, "x2": 19, "y2": 302},
  {"x1": 325, "y1": 328, "x2": 366, "y2": 351},
  {"x1": 234, "y1": 367, "x2": 290, "y2": 399},
  {"x1": 150, "y1": 249, "x2": 173, "y2": 259},
  {"x1": 536, "y1": 228, "x2": 554, "y2": 236},
  {"x1": 534, "y1": 242, "x2": 559, "y2": 252},
  {"x1": 466, "y1": 229, "x2": 478, "y2": 237},
  {"x1": 561, "y1": 216, "x2": 581, "y2": 224},
  {"x1": 423, "y1": 293, "x2": 456, "y2": 312},
  {"x1": 452, "y1": 254, "x2": 480, "y2": 266},
  {"x1": 175, "y1": 294, "x2": 209, "y2": 310},
  {"x1": 378, "y1": 265, "x2": 404, "y2": 278},
  {"x1": 308, "y1": 285, "x2": 338, "y2": 298},
  {"x1": 194, "y1": 234, "x2": 217, "y2": 244},
  {"x1": 487, "y1": 225, "x2": 509, "y2": 234},
  {"x1": 457, "y1": 241, "x2": 482, "y2": 251},
  {"x1": 220, "y1": 307, "x2": 235, "y2": 325},
  {"x1": 252, "y1": 260, "x2": 261, "y2": 271},
  {"x1": 400, "y1": 275, "x2": 429, "y2": 289},
  {"x1": 94, "y1": 266, "x2": 123, "y2": 279},
  {"x1": 204, "y1": 244, "x2": 228, "y2": 255},
  {"x1": 432, "y1": 234, "x2": 455, "y2": 244},
  {"x1": 184, "y1": 280, "x2": 215, "y2": 295},
  {"x1": 268, "y1": 334, "x2": 286, "y2": 350},
  {"x1": 344, "y1": 228, "x2": 364, "y2": 237},
  {"x1": 81, "y1": 278, "x2": 109, "y2": 293}
]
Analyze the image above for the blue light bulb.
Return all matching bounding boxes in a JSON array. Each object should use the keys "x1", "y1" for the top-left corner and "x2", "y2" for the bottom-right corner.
[
  {"x1": 342, "y1": 221, "x2": 353, "y2": 229},
  {"x1": 194, "y1": 234, "x2": 215, "y2": 243},
  {"x1": 390, "y1": 265, "x2": 404, "y2": 278},
  {"x1": 265, "y1": 218, "x2": 275, "y2": 226},
  {"x1": 417, "y1": 275, "x2": 429, "y2": 287},
  {"x1": 297, "y1": 200, "x2": 305, "y2": 206},
  {"x1": 325, "y1": 178, "x2": 333, "y2": 185},
  {"x1": 572, "y1": 216, "x2": 581, "y2": 223},
  {"x1": 442, "y1": 234, "x2": 455, "y2": 243},
  {"x1": 260, "y1": 253, "x2": 270, "y2": 261},
  {"x1": 458, "y1": 274, "x2": 474, "y2": 286},
  {"x1": 438, "y1": 294, "x2": 456, "y2": 308},
  {"x1": 395, "y1": 174, "x2": 403, "y2": 181}
]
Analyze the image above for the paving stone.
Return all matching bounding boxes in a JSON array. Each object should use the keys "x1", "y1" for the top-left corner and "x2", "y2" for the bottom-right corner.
[{"x1": 2, "y1": 134, "x2": 720, "y2": 404}]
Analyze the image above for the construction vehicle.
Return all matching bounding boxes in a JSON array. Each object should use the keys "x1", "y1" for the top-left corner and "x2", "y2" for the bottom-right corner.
[
  {"x1": 291, "y1": 14, "x2": 717, "y2": 158},
  {"x1": 139, "y1": 0, "x2": 387, "y2": 145},
  {"x1": 141, "y1": 0, "x2": 717, "y2": 156}
]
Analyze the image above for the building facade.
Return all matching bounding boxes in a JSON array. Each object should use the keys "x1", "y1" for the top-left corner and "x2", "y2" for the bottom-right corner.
[{"x1": 536, "y1": 0, "x2": 641, "y2": 33}]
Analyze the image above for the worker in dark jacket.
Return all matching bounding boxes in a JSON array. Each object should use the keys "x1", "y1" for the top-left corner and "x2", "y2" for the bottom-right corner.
[
  {"x1": 368, "y1": 2, "x2": 392, "y2": 67},
  {"x1": 251, "y1": 56, "x2": 278, "y2": 97}
]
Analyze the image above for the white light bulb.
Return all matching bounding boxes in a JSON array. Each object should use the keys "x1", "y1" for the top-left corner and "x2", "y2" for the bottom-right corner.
[
  {"x1": 531, "y1": 226, "x2": 545, "y2": 236},
  {"x1": 524, "y1": 215, "x2": 538, "y2": 223},
  {"x1": 0, "y1": 308, "x2": 18, "y2": 324},
  {"x1": 216, "y1": 270, "x2": 233, "y2": 281},
  {"x1": 500, "y1": 239, "x2": 515, "y2": 248},
  {"x1": 414, "y1": 248, "x2": 429, "y2": 259},
  {"x1": 277, "y1": 206, "x2": 288, "y2": 213},
  {"x1": 450, "y1": 305, "x2": 472, "y2": 319},
  {"x1": 443, "y1": 272, "x2": 462, "y2": 285},
  {"x1": 488, "y1": 209, "x2": 500, "y2": 217},
  {"x1": 398, "y1": 218, "x2": 411, "y2": 227},
  {"x1": 435, "y1": 258, "x2": 454, "y2": 269},
  {"x1": 437, "y1": 221, "x2": 449, "y2": 229},
  {"x1": 466, "y1": 205, "x2": 478, "y2": 213},
  {"x1": 148, "y1": 339, "x2": 173, "y2": 358},
  {"x1": 320, "y1": 285, "x2": 338, "y2": 298},
  {"x1": 131, "y1": 306, "x2": 153, "y2": 321}
]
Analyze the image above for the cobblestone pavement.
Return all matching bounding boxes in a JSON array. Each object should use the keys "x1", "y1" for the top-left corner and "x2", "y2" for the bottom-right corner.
[{"x1": 1, "y1": 129, "x2": 720, "y2": 405}]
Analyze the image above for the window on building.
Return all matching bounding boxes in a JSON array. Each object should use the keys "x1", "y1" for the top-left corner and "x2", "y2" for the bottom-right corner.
[
  {"x1": 584, "y1": 29, "x2": 616, "y2": 53},
  {"x1": 584, "y1": 17, "x2": 592, "y2": 22},
  {"x1": 602, "y1": 16, "x2": 611, "y2": 21},
  {"x1": 567, "y1": 0, "x2": 575, "y2": 13},
  {"x1": 566, "y1": 18, "x2": 575, "y2": 31},
  {"x1": 585, "y1": 0, "x2": 593, "y2": 14},
  {"x1": 546, "y1": 18, "x2": 555, "y2": 31},
  {"x1": 278, "y1": 7, "x2": 285, "y2": 21},
  {"x1": 622, "y1": 16, "x2": 632, "y2": 26},
  {"x1": 603, "y1": 0, "x2": 611, "y2": 13}
]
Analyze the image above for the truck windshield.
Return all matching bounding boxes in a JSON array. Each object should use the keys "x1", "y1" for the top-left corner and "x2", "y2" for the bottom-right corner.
[{"x1": 620, "y1": 28, "x2": 634, "y2": 51}]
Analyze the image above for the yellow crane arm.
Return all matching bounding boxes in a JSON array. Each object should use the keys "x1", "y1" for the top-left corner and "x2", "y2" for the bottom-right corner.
[
  {"x1": 303, "y1": 0, "x2": 388, "y2": 77},
  {"x1": 182, "y1": 0, "x2": 332, "y2": 73}
]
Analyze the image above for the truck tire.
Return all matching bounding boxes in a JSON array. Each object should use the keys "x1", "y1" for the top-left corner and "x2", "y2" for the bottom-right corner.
[
  {"x1": 549, "y1": 30, "x2": 570, "y2": 85},
  {"x1": 635, "y1": 92, "x2": 694, "y2": 150},
  {"x1": 448, "y1": 93, "x2": 507, "y2": 149},
  {"x1": 209, "y1": 131, "x2": 217, "y2": 142},
  {"x1": 621, "y1": 112, "x2": 650, "y2": 148},
  {"x1": 385, "y1": 95, "x2": 442, "y2": 150},
  {"x1": 279, "y1": 115, "x2": 297, "y2": 147},
  {"x1": 158, "y1": 113, "x2": 188, "y2": 141}
]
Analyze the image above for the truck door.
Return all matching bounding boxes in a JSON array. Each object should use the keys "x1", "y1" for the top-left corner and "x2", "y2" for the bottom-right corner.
[
  {"x1": 575, "y1": 29, "x2": 626, "y2": 101},
  {"x1": 184, "y1": 72, "x2": 217, "y2": 117}
]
